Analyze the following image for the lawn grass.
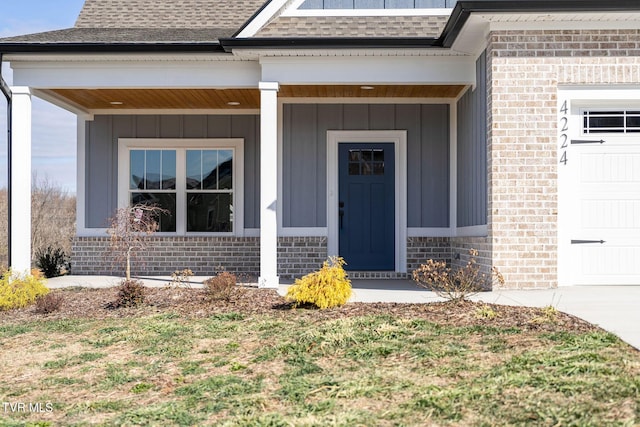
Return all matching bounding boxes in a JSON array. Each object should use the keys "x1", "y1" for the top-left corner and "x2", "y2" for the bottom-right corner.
[{"x1": 0, "y1": 311, "x2": 638, "y2": 426}]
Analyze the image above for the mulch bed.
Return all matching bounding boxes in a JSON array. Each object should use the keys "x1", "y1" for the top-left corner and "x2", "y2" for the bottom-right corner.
[{"x1": 0, "y1": 286, "x2": 597, "y2": 334}]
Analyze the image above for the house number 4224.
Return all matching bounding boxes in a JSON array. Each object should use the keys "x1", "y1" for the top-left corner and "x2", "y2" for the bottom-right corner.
[{"x1": 559, "y1": 100, "x2": 568, "y2": 165}]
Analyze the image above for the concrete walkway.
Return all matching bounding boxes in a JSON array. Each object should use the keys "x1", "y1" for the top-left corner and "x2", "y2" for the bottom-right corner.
[{"x1": 47, "y1": 275, "x2": 640, "y2": 351}]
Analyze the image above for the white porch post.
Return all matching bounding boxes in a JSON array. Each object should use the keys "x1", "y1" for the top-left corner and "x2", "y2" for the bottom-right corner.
[
  {"x1": 10, "y1": 87, "x2": 32, "y2": 272},
  {"x1": 258, "y1": 81, "x2": 280, "y2": 288}
]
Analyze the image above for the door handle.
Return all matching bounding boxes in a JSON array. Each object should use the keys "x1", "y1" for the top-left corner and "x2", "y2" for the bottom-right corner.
[{"x1": 339, "y1": 201, "x2": 344, "y2": 229}]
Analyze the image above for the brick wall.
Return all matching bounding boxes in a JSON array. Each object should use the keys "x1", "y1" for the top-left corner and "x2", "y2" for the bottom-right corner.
[
  {"x1": 72, "y1": 235, "x2": 455, "y2": 282},
  {"x1": 72, "y1": 236, "x2": 261, "y2": 277},
  {"x1": 277, "y1": 237, "x2": 327, "y2": 279},
  {"x1": 487, "y1": 29, "x2": 640, "y2": 288}
]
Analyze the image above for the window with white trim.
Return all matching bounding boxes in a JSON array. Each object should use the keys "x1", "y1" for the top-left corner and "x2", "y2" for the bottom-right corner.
[
  {"x1": 119, "y1": 139, "x2": 244, "y2": 235},
  {"x1": 583, "y1": 110, "x2": 640, "y2": 134}
]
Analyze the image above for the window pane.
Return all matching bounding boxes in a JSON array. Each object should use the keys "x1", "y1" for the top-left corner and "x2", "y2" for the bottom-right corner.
[
  {"x1": 627, "y1": 116, "x2": 640, "y2": 128},
  {"x1": 130, "y1": 150, "x2": 145, "y2": 190},
  {"x1": 299, "y1": 0, "x2": 323, "y2": 8},
  {"x1": 145, "y1": 150, "x2": 161, "y2": 190},
  {"x1": 186, "y1": 150, "x2": 202, "y2": 190},
  {"x1": 131, "y1": 192, "x2": 176, "y2": 232},
  {"x1": 356, "y1": 0, "x2": 384, "y2": 8},
  {"x1": 325, "y1": 0, "x2": 353, "y2": 8},
  {"x1": 187, "y1": 193, "x2": 233, "y2": 232},
  {"x1": 588, "y1": 116, "x2": 624, "y2": 129},
  {"x1": 202, "y1": 150, "x2": 219, "y2": 190},
  {"x1": 416, "y1": 0, "x2": 446, "y2": 6},
  {"x1": 218, "y1": 150, "x2": 233, "y2": 190},
  {"x1": 162, "y1": 150, "x2": 176, "y2": 190},
  {"x1": 386, "y1": 0, "x2": 414, "y2": 8}
]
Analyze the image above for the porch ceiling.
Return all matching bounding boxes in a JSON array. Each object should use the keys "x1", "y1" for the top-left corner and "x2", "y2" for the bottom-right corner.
[{"x1": 46, "y1": 84, "x2": 466, "y2": 111}]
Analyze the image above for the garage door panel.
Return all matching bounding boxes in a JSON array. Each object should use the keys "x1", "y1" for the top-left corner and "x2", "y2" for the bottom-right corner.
[
  {"x1": 580, "y1": 198, "x2": 640, "y2": 231},
  {"x1": 579, "y1": 152, "x2": 640, "y2": 184},
  {"x1": 570, "y1": 140, "x2": 640, "y2": 285},
  {"x1": 576, "y1": 244, "x2": 640, "y2": 285}
]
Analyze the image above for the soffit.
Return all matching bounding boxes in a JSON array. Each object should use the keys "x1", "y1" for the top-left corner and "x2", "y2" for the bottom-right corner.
[{"x1": 45, "y1": 85, "x2": 465, "y2": 110}]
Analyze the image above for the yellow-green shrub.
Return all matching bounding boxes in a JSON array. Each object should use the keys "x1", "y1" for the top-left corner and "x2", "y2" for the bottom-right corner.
[
  {"x1": 286, "y1": 257, "x2": 352, "y2": 309},
  {"x1": 0, "y1": 269, "x2": 49, "y2": 310}
]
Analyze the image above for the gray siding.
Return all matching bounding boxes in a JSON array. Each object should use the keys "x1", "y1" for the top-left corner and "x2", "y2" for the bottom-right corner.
[
  {"x1": 85, "y1": 114, "x2": 260, "y2": 228},
  {"x1": 283, "y1": 103, "x2": 450, "y2": 228},
  {"x1": 456, "y1": 51, "x2": 488, "y2": 227}
]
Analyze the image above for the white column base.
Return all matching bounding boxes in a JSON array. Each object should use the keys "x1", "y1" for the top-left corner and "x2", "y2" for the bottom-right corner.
[{"x1": 258, "y1": 276, "x2": 280, "y2": 289}]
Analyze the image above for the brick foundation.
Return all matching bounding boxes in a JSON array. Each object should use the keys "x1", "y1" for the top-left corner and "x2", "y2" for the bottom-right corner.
[{"x1": 71, "y1": 235, "x2": 461, "y2": 282}]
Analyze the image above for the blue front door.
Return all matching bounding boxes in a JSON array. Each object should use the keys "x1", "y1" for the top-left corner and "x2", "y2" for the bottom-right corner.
[{"x1": 339, "y1": 143, "x2": 395, "y2": 271}]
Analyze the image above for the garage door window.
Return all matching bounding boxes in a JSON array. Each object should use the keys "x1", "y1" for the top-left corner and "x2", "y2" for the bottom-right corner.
[{"x1": 584, "y1": 110, "x2": 640, "y2": 134}]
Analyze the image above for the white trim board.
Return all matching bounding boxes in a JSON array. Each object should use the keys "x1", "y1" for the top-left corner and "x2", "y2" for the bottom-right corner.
[{"x1": 327, "y1": 130, "x2": 408, "y2": 273}]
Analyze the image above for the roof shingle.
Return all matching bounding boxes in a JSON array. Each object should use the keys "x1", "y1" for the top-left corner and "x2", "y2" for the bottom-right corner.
[
  {"x1": 255, "y1": 15, "x2": 449, "y2": 38},
  {"x1": 75, "y1": 0, "x2": 266, "y2": 30}
]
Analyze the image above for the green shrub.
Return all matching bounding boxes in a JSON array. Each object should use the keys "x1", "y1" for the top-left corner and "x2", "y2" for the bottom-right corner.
[
  {"x1": 286, "y1": 256, "x2": 352, "y2": 309},
  {"x1": 0, "y1": 269, "x2": 49, "y2": 310},
  {"x1": 35, "y1": 246, "x2": 69, "y2": 278},
  {"x1": 203, "y1": 271, "x2": 237, "y2": 302},
  {"x1": 114, "y1": 279, "x2": 146, "y2": 308}
]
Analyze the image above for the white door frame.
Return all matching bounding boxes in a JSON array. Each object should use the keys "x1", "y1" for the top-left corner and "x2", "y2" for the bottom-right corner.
[{"x1": 327, "y1": 130, "x2": 407, "y2": 272}]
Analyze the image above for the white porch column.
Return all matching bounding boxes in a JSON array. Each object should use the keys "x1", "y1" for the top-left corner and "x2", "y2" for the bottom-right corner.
[
  {"x1": 258, "y1": 81, "x2": 280, "y2": 289},
  {"x1": 10, "y1": 87, "x2": 32, "y2": 272}
]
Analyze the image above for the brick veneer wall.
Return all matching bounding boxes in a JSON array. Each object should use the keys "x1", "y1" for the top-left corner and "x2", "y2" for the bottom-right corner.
[
  {"x1": 72, "y1": 236, "x2": 325, "y2": 279},
  {"x1": 72, "y1": 235, "x2": 454, "y2": 281},
  {"x1": 487, "y1": 29, "x2": 640, "y2": 288},
  {"x1": 72, "y1": 236, "x2": 261, "y2": 277},
  {"x1": 277, "y1": 237, "x2": 328, "y2": 279}
]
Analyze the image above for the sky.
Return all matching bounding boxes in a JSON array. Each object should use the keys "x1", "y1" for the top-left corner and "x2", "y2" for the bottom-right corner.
[{"x1": 0, "y1": 0, "x2": 86, "y2": 193}]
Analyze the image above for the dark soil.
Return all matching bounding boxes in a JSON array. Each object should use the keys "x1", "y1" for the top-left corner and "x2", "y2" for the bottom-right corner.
[{"x1": 0, "y1": 286, "x2": 597, "y2": 334}]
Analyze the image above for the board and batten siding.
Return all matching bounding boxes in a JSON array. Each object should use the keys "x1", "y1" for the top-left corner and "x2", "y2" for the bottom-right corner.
[
  {"x1": 84, "y1": 114, "x2": 261, "y2": 228},
  {"x1": 456, "y1": 51, "x2": 488, "y2": 228},
  {"x1": 282, "y1": 103, "x2": 450, "y2": 229}
]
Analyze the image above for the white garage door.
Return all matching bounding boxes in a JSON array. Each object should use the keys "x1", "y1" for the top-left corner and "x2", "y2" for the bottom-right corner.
[{"x1": 569, "y1": 111, "x2": 640, "y2": 285}]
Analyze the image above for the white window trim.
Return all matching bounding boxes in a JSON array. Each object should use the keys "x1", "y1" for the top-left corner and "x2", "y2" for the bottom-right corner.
[
  {"x1": 327, "y1": 130, "x2": 407, "y2": 273},
  {"x1": 118, "y1": 138, "x2": 245, "y2": 237}
]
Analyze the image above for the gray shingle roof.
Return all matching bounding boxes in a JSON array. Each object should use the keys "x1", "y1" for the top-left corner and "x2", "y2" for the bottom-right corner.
[
  {"x1": 254, "y1": 15, "x2": 449, "y2": 38},
  {"x1": 0, "y1": 0, "x2": 450, "y2": 46},
  {"x1": 75, "y1": 0, "x2": 266, "y2": 30},
  {"x1": 0, "y1": 0, "x2": 266, "y2": 45},
  {"x1": 0, "y1": 28, "x2": 234, "y2": 44}
]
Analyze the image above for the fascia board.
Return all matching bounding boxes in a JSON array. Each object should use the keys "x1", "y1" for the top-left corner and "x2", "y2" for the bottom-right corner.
[
  {"x1": 260, "y1": 55, "x2": 476, "y2": 85},
  {"x1": 11, "y1": 59, "x2": 261, "y2": 88}
]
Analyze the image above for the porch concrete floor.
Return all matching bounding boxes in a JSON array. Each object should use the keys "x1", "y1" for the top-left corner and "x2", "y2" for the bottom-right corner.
[{"x1": 47, "y1": 275, "x2": 640, "y2": 351}]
